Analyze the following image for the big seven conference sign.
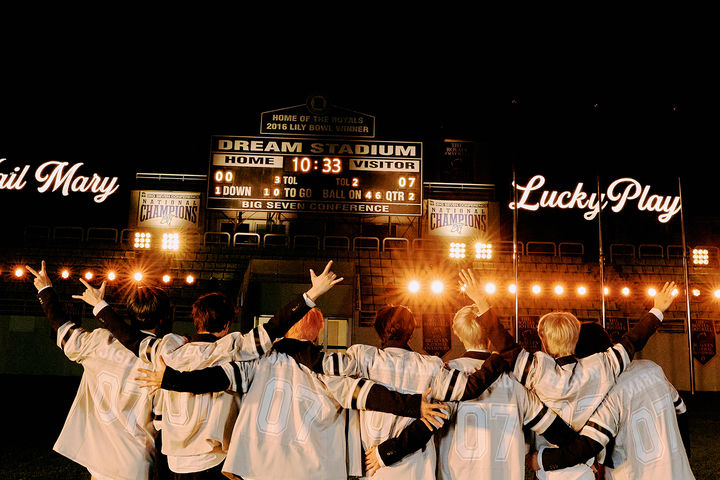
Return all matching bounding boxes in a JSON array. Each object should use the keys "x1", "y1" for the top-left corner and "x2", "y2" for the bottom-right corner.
[{"x1": 510, "y1": 175, "x2": 682, "y2": 223}]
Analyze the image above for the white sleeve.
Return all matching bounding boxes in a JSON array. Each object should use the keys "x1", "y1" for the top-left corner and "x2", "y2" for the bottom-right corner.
[
  {"x1": 231, "y1": 326, "x2": 273, "y2": 361},
  {"x1": 324, "y1": 344, "x2": 375, "y2": 377},
  {"x1": 220, "y1": 360, "x2": 257, "y2": 394},
  {"x1": 320, "y1": 374, "x2": 376, "y2": 410},
  {"x1": 57, "y1": 323, "x2": 103, "y2": 362}
]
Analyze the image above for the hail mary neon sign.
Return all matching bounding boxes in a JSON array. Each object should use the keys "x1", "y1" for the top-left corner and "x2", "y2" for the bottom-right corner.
[
  {"x1": 510, "y1": 175, "x2": 681, "y2": 223},
  {"x1": 0, "y1": 158, "x2": 119, "y2": 203}
]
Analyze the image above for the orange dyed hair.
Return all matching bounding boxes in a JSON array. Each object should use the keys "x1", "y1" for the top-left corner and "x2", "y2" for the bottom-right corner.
[{"x1": 285, "y1": 308, "x2": 325, "y2": 341}]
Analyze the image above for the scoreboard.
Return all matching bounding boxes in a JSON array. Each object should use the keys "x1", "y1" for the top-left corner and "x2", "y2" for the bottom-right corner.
[{"x1": 207, "y1": 136, "x2": 423, "y2": 216}]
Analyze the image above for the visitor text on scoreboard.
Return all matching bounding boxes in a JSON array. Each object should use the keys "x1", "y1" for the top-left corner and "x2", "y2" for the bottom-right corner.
[{"x1": 207, "y1": 136, "x2": 423, "y2": 216}]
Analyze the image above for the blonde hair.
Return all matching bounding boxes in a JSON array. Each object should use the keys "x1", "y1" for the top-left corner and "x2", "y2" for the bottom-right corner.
[
  {"x1": 285, "y1": 308, "x2": 325, "y2": 342},
  {"x1": 537, "y1": 311, "x2": 581, "y2": 357},
  {"x1": 452, "y1": 304, "x2": 489, "y2": 350}
]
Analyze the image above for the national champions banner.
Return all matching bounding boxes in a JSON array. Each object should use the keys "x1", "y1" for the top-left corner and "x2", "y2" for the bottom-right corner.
[
  {"x1": 427, "y1": 199, "x2": 489, "y2": 238},
  {"x1": 131, "y1": 190, "x2": 202, "y2": 230}
]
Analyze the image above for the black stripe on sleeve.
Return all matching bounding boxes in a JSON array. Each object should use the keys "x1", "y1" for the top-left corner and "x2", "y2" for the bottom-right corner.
[
  {"x1": 611, "y1": 347, "x2": 625, "y2": 374},
  {"x1": 525, "y1": 405, "x2": 548, "y2": 430},
  {"x1": 230, "y1": 362, "x2": 242, "y2": 392},
  {"x1": 351, "y1": 378, "x2": 367, "y2": 410},
  {"x1": 145, "y1": 337, "x2": 157, "y2": 362},
  {"x1": 253, "y1": 329, "x2": 265, "y2": 356},
  {"x1": 520, "y1": 355, "x2": 532, "y2": 386},
  {"x1": 61, "y1": 326, "x2": 77, "y2": 348},
  {"x1": 332, "y1": 353, "x2": 339, "y2": 375},
  {"x1": 444, "y1": 370, "x2": 460, "y2": 401},
  {"x1": 674, "y1": 396, "x2": 683, "y2": 407},
  {"x1": 586, "y1": 421, "x2": 614, "y2": 442}
]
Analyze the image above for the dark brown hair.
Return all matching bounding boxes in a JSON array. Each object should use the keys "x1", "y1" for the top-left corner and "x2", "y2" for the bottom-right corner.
[
  {"x1": 192, "y1": 292, "x2": 236, "y2": 334},
  {"x1": 374, "y1": 305, "x2": 416, "y2": 347},
  {"x1": 126, "y1": 287, "x2": 172, "y2": 335}
]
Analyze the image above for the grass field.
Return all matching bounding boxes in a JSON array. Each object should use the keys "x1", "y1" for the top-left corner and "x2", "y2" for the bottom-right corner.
[{"x1": 1, "y1": 375, "x2": 718, "y2": 480}]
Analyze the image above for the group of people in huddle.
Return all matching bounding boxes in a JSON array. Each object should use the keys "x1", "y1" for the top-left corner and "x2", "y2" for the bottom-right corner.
[{"x1": 26, "y1": 258, "x2": 693, "y2": 480}]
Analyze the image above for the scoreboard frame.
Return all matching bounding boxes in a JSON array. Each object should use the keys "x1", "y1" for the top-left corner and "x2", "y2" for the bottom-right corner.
[{"x1": 206, "y1": 135, "x2": 423, "y2": 216}]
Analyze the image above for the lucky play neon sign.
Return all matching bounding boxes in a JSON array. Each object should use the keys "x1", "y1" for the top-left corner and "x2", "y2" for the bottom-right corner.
[{"x1": 510, "y1": 175, "x2": 681, "y2": 223}]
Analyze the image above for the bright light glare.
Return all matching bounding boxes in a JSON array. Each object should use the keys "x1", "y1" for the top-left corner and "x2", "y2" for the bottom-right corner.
[
  {"x1": 671, "y1": 288, "x2": 679, "y2": 297},
  {"x1": 162, "y1": 233, "x2": 180, "y2": 251},
  {"x1": 107, "y1": 271, "x2": 116, "y2": 281},
  {"x1": 621, "y1": 287, "x2": 630, "y2": 296},
  {"x1": 162, "y1": 274, "x2": 172, "y2": 283},
  {"x1": 648, "y1": 288, "x2": 657, "y2": 297},
  {"x1": 475, "y1": 242, "x2": 493, "y2": 260},
  {"x1": 692, "y1": 248, "x2": 709, "y2": 265},
  {"x1": 714, "y1": 289, "x2": 720, "y2": 299},
  {"x1": 61, "y1": 269, "x2": 70, "y2": 279},
  {"x1": 577, "y1": 286, "x2": 587, "y2": 295},
  {"x1": 554, "y1": 285, "x2": 564, "y2": 295},
  {"x1": 532, "y1": 285, "x2": 541, "y2": 295},
  {"x1": 14, "y1": 268, "x2": 23, "y2": 278},
  {"x1": 448, "y1": 242, "x2": 466, "y2": 259},
  {"x1": 408, "y1": 280, "x2": 421, "y2": 293},
  {"x1": 134, "y1": 232, "x2": 151, "y2": 249},
  {"x1": 133, "y1": 272, "x2": 144, "y2": 282},
  {"x1": 692, "y1": 289, "x2": 700, "y2": 297},
  {"x1": 185, "y1": 274, "x2": 195, "y2": 285},
  {"x1": 431, "y1": 280, "x2": 444, "y2": 294},
  {"x1": 603, "y1": 287, "x2": 610, "y2": 295},
  {"x1": 485, "y1": 282, "x2": 496, "y2": 294},
  {"x1": 508, "y1": 284, "x2": 517, "y2": 294},
  {"x1": 84, "y1": 271, "x2": 93, "y2": 281}
]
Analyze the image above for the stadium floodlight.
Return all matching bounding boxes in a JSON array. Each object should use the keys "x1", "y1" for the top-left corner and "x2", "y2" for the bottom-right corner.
[
  {"x1": 133, "y1": 272, "x2": 144, "y2": 282},
  {"x1": 408, "y1": 280, "x2": 421, "y2": 293},
  {"x1": 621, "y1": 287, "x2": 630, "y2": 296},
  {"x1": 531, "y1": 284, "x2": 541, "y2": 295},
  {"x1": 431, "y1": 280, "x2": 444, "y2": 294},
  {"x1": 485, "y1": 282, "x2": 496, "y2": 294},
  {"x1": 475, "y1": 242, "x2": 493, "y2": 260},
  {"x1": 648, "y1": 287, "x2": 657, "y2": 297},
  {"x1": 162, "y1": 232, "x2": 180, "y2": 251},
  {"x1": 134, "y1": 232, "x2": 152, "y2": 249},
  {"x1": 185, "y1": 274, "x2": 195, "y2": 285},
  {"x1": 554, "y1": 285, "x2": 564, "y2": 295},
  {"x1": 14, "y1": 268, "x2": 24, "y2": 278},
  {"x1": 61, "y1": 269, "x2": 70, "y2": 279},
  {"x1": 448, "y1": 242, "x2": 466, "y2": 259},
  {"x1": 577, "y1": 286, "x2": 587, "y2": 295},
  {"x1": 162, "y1": 274, "x2": 172, "y2": 284},
  {"x1": 106, "y1": 271, "x2": 116, "y2": 281},
  {"x1": 692, "y1": 248, "x2": 709, "y2": 265},
  {"x1": 84, "y1": 271, "x2": 93, "y2": 281}
]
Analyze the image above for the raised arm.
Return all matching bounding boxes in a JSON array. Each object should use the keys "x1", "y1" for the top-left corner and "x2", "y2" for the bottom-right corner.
[
  {"x1": 617, "y1": 281, "x2": 676, "y2": 359},
  {"x1": 263, "y1": 260, "x2": 343, "y2": 340},
  {"x1": 26, "y1": 261, "x2": 73, "y2": 334},
  {"x1": 72, "y1": 278, "x2": 153, "y2": 357},
  {"x1": 459, "y1": 269, "x2": 522, "y2": 366}
]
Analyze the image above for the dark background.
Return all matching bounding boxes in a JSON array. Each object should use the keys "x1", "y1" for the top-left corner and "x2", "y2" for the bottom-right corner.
[{"x1": 1, "y1": 38, "x2": 715, "y2": 249}]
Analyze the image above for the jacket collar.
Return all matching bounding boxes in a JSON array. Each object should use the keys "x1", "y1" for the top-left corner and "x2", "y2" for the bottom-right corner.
[{"x1": 462, "y1": 350, "x2": 492, "y2": 360}]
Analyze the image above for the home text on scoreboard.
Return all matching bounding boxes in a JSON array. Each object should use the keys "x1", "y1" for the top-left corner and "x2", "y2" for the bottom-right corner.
[{"x1": 207, "y1": 136, "x2": 423, "y2": 216}]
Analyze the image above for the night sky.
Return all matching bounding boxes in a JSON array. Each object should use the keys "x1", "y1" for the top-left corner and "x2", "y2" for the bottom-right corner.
[{"x1": 1, "y1": 46, "x2": 714, "y2": 249}]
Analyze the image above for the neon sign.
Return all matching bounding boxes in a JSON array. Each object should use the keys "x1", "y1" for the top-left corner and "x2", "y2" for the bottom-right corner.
[
  {"x1": 0, "y1": 158, "x2": 119, "y2": 203},
  {"x1": 510, "y1": 175, "x2": 681, "y2": 223}
]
